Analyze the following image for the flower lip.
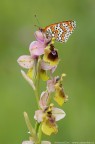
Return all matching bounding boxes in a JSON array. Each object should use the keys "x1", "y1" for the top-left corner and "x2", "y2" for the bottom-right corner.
[
  {"x1": 43, "y1": 44, "x2": 59, "y2": 66},
  {"x1": 48, "y1": 116, "x2": 55, "y2": 124},
  {"x1": 48, "y1": 49, "x2": 58, "y2": 61}
]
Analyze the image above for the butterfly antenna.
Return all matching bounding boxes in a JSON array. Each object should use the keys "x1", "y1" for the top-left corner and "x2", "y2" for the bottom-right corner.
[
  {"x1": 34, "y1": 14, "x2": 41, "y2": 28},
  {"x1": 34, "y1": 24, "x2": 40, "y2": 28}
]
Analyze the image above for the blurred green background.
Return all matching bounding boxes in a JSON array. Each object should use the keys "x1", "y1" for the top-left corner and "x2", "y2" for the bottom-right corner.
[{"x1": 0, "y1": 0, "x2": 95, "y2": 143}]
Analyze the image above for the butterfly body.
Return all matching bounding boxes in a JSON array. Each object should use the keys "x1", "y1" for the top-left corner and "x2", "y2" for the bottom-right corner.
[{"x1": 41, "y1": 20, "x2": 76, "y2": 43}]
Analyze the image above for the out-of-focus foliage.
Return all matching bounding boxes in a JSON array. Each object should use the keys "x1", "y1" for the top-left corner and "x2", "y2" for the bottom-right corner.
[{"x1": 0, "y1": 0, "x2": 95, "y2": 143}]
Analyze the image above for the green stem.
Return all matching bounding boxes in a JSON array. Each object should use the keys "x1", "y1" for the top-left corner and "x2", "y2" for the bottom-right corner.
[
  {"x1": 34, "y1": 57, "x2": 41, "y2": 108},
  {"x1": 38, "y1": 123, "x2": 42, "y2": 144},
  {"x1": 35, "y1": 121, "x2": 40, "y2": 133},
  {"x1": 34, "y1": 88, "x2": 40, "y2": 109},
  {"x1": 34, "y1": 57, "x2": 42, "y2": 144}
]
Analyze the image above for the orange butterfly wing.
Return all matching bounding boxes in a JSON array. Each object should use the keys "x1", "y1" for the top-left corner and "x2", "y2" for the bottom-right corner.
[{"x1": 43, "y1": 20, "x2": 76, "y2": 43}]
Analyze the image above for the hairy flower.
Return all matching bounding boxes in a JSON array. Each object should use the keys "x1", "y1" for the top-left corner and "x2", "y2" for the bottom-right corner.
[
  {"x1": 34, "y1": 91, "x2": 66, "y2": 135},
  {"x1": 47, "y1": 74, "x2": 68, "y2": 106},
  {"x1": 43, "y1": 44, "x2": 59, "y2": 66}
]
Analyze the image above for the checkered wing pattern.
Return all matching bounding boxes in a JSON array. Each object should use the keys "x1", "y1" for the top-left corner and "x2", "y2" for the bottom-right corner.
[{"x1": 43, "y1": 20, "x2": 76, "y2": 43}]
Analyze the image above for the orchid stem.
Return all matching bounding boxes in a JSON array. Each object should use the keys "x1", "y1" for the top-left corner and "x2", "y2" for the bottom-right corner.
[
  {"x1": 34, "y1": 88, "x2": 40, "y2": 108},
  {"x1": 34, "y1": 57, "x2": 41, "y2": 108},
  {"x1": 38, "y1": 123, "x2": 42, "y2": 144}
]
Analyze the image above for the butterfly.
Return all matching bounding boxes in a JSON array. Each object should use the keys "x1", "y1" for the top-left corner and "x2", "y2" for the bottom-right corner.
[{"x1": 40, "y1": 20, "x2": 76, "y2": 43}]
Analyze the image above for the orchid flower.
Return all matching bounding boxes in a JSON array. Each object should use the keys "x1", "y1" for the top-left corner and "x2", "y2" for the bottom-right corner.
[
  {"x1": 47, "y1": 74, "x2": 68, "y2": 106},
  {"x1": 34, "y1": 91, "x2": 66, "y2": 135}
]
